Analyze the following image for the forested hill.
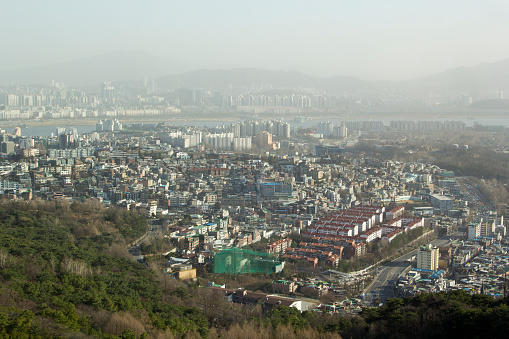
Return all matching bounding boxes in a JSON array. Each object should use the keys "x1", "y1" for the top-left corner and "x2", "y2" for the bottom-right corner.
[
  {"x1": 0, "y1": 200, "x2": 209, "y2": 338},
  {"x1": 1, "y1": 200, "x2": 509, "y2": 338}
]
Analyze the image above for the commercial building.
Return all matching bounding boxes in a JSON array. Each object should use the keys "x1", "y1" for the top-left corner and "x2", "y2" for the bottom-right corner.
[
  {"x1": 259, "y1": 183, "x2": 293, "y2": 198},
  {"x1": 430, "y1": 194, "x2": 454, "y2": 214},
  {"x1": 315, "y1": 145, "x2": 345, "y2": 156}
]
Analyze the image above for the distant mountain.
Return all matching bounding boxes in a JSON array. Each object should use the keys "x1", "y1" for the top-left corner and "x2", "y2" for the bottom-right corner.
[
  {"x1": 402, "y1": 58, "x2": 509, "y2": 93},
  {"x1": 155, "y1": 68, "x2": 381, "y2": 92},
  {"x1": 156, "y1": 59, "x2": 509, "y2": 93},
  {"x1": 2, "y1": 51, "x2": 509, "y2": 94},
  {"x1": 0, "y1": 51, "x2": 194, "y2": 87},
  {"x1": 155, "y1": 58, "x2": 509, "y2": 94}
]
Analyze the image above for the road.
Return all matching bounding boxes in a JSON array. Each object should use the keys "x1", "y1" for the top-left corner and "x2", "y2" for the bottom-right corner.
[
  {"x1": 363, "y1": 235, "x2": 451, "y2": 306},
  {"x1": 128, "y1": 219, "x2": 164, "y2": 258},
  {"x1": 459, "y1": 177, "x2": 495, "y2": 212}
]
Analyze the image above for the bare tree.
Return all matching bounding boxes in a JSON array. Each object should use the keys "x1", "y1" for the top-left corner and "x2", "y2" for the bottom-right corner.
[
  {"x1": 61, "y1": 257, "x2": 92, "y2": 277},
  {"x1": 0, "y1": 249, "x2": 10, "y2": 269}
]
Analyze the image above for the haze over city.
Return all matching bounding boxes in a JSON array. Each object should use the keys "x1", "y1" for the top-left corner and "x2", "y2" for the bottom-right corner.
[
  {"x1": 2, "y1": 1, "x2": 509, "y2": 338},
  {"x1": 2, "y1": 0, "x2": 509, "y2": 82}
]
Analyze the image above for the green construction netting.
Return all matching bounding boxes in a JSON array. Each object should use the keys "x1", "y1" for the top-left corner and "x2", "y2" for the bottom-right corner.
[{"x1": 213, "y1": 248, "x2": 283, "y2": 274}]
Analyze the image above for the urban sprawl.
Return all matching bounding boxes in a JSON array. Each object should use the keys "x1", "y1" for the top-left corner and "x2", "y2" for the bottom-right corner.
[{"x1": 0, "y1": 80, "x2": 508, "y2": 315}]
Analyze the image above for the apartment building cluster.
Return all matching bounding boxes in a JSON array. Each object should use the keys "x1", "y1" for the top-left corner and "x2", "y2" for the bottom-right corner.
[
  {"x1": 0, "y1": 81, "x2": 181, "y2": 121},
  {"x1": 389, "y1": 120, "x2": 467, "y2": 131},
  {"x1": 0, "y1": 107, "x2": 181, "y2": 121},
  {"x1": 142, "y1": 119, "x2": 291, "y2": 152},
  {"x1": 96, "y1": 119, "x2": 123, "y2": 132},
  {"x1": 282, "y1": 205, "x2": 425, "y2": 267},
  {"x1": 223, "y1": 93, "x2": 328, "y2": 112},
  {"x1": 2, "y1": 75, "x2": 502, "y2": 125}
]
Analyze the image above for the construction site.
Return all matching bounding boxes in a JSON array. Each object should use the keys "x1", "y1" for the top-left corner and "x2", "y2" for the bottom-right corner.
[{"x1": 213, "y1": 248, "x2": 285, "y2": 274}]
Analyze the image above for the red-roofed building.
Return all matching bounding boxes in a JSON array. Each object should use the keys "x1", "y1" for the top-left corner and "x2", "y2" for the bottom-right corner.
[
  {"x1": 346, "y1": 242, "x2": 366, "y2": 259},
  {"x1": 267, "y1": 238, "x2": 292, "y2": 254},
  {"x1": 382, "y1": 228, "x2": 404, "y2": 243},
  {"x1": 386, "y1": 206, "x2": 405, "y2": 220},
  {"x1": 359, "y1": 227, "x2": 382, "y2": 243}
]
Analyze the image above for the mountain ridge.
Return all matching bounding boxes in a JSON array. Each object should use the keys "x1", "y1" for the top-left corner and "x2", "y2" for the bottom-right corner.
[
  {"x1": 1, "y1": 51, "x2": 509, "y2": 93},
  {"x1": 0, "y1": 50, "x2": 195, "y2": 87},
  {"x1": 154, "y1": 68, "x2": 380, "y2": 92}
]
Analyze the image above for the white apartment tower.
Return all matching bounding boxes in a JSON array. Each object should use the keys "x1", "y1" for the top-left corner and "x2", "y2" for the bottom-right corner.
[
  {"x1": 417, "y1": 244, "x2": 439, "y2": 271},
  {"x1": 468, "y1": 222, "x2": 481, "y2": 241}
]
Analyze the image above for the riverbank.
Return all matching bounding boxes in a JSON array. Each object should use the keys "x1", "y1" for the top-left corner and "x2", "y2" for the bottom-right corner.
[
  {"x1": 0, "y1": 115, "x2": 239, "y2": 128},
  {"x1": 1, "y1": 110, "x2": 508, "y2": 129}
]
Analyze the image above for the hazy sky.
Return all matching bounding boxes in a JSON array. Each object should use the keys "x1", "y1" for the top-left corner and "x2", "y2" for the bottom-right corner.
[{"x1": 2, "y1": 0, "x2": 509, "y2": 80}]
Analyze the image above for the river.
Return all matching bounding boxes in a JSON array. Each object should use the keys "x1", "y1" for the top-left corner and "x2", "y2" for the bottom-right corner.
[{"x1": 1, "y1": 117, "x2": 509, "y2": 137}]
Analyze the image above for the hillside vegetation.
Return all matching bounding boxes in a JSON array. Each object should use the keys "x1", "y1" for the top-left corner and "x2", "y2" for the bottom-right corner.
[
  {"x1": 1, "y1": 200, "x2": 509, "y2": 338},
  {"x1": 0, "y1": 200, "x2": 208, "y2": 338}
]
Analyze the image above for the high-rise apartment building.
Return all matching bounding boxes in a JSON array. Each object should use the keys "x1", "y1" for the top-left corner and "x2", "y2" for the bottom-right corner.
[
  {"x1": 468, "y1": 222, "x2": 481, "y2": 241},
  {"x1": 417, "y1": 244, "x2": 439, "y2": 271},
  {"x1": 0, "y1": 141, "x2": 15, "y2": 155}
]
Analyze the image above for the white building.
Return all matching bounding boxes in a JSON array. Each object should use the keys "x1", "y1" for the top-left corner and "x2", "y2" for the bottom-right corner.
[
  {"x1": 146, "y1": 201, "x2": 158, "y2": 217},
  {"x1": 468, "y1": 222, "x2": 481, "y2": 241},
  {"x1": 232, "y1": 137, "x2": 252, "y2": 151},
  {"x1": 96, "y1": 119, "x2": 123, "y2": 132},
  {"x1": 203, "y1": 133, "x2": 234, "y2": 150},
  {"x1": 317, "y1": 121, "x2": 334, "y2": 138},
  {"x1": 417, "y1": 244, "x2": 439, "y2": 271}
]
